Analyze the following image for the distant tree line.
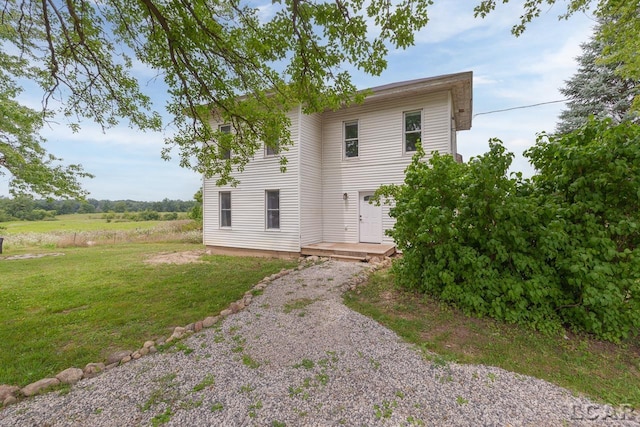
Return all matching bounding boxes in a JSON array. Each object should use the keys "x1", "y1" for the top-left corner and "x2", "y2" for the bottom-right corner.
[{"x1": 0, "y1": 196, "x2": 196, "y2": 222}]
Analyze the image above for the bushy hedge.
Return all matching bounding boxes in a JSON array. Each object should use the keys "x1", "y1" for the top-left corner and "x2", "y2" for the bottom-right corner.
[
  {"x1": 377, "y1": 119, "x2": 640, "y2": 342},
  {"x1": 101, "y1": 210, "x2": 180, "y2": 222}
]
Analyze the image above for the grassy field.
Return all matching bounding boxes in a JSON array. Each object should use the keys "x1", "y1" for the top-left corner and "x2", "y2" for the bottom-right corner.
[
  {"x1": 1, "y1": 242, "x2": 295, "y2": 387},
  {"x1": 0, "y1": 214, "x2": 200, "y2": 253},
  {"x1": 1, "y1": 213, "x2": 173, "y2": 233},
  {"x1": 345, "y1": 268, "x2": 640, "y2": 409}
]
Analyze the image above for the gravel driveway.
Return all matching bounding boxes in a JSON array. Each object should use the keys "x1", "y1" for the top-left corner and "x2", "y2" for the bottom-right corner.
[{"x1": 1, "y1": 260, "x2": 636, "y2": 426}]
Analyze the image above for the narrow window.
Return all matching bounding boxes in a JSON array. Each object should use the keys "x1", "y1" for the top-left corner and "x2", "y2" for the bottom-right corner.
[
  {"x1": 266, "y1": 190, "x2": 280, "y2": 229},
  {"x1": 404, "y1": 111, "x2": 422, "y2": 153},
  {"x1": 219, "y1": 124, "x2": 231, "y2": 159},
  {"x1": 219, "y1": 192, "x2": 231, "y2": 227},
  {"x1": 344, "y1": 120, "x2": 359, "y2": 158}
]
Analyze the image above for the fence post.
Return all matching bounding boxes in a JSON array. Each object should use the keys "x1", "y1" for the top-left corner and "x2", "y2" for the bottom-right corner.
[{"x1": 0, "y1": 237, "x2": 4, "y2": 254}]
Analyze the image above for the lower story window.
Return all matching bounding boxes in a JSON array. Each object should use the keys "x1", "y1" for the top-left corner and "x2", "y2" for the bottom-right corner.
[
  {"x1": 220, "y1": 192, "x2": 231, "y2": 227},
  {"x1": 266, "y1": 190, "x2": 280, "y2": 229}
]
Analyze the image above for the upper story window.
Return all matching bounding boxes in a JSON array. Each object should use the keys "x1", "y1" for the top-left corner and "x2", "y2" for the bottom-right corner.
[
  {"x1": 265, "y1": 140, "x2": 279, "y2": 157},
  {"x1": 219, "y1": 191, "x2": 231, "y2": 228},
  {"x1": 266, "y1": 190, "x2": 280, "y2": 230},
  {"x1": 404, "y1": 110, "x2": 422, "y2": 153},
  {"x1": 344, "y1": 120, "x2": 359, "y2": 159},
  {"x1": 219, "y1": 124, "x2": 231, "y2": 159}
]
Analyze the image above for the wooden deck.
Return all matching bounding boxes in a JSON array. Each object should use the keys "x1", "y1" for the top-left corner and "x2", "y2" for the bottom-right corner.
[{"x1": 301, "y1": 242, "x2": 396, "y2": 262}]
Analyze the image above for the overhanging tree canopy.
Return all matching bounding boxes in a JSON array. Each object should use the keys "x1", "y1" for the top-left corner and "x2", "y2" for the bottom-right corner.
[
  {"x1": 0, "y1": 76, "x2": 93, "y2": 198},
  {"x1": 1, "y1": 0, "x2": 637, "y2": 195}
]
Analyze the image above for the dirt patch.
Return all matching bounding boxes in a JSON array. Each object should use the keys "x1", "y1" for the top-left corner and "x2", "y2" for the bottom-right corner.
[
  {"x1": 144, "y1": 250, "x2": 207, "y2": 265},
  {"x1": 1, "y1": 253, "x2": 66, "y2": 261},
  {"x1": 380, "y1": 290, "x2": 396, "y2": 303}
]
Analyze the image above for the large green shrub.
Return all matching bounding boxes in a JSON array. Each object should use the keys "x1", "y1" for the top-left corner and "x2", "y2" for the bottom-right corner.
[
  {"x1": 526, "y1": 119, "x2": 640, "y2": 341},
  {"x1": 378, "y1": 119, "x2": 640, "y2": 342}
]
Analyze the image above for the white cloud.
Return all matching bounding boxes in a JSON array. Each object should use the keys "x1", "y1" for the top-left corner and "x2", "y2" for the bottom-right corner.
[
  {"x1": 40, "y1": 118, "x2": 174, "y2": 150},
  {"x1": 415, "y1": 0, "x2": 527, "y2": 44},
  {"x1": 473, "y1": 75, "x2": 499, "y2": 86},
  {"x1": 255, "y1": 2, "x2": 279, "y2": 23}
]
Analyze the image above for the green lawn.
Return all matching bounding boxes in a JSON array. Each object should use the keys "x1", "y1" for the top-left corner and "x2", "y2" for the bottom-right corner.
[
  {"x1": 0, "y1": 242, "x2": 295, "y2": 387},
  {"x1": 345, "y1": 268, "x2": 640, "y2": 409}
]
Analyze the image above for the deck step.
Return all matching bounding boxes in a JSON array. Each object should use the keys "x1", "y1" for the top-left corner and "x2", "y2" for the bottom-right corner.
[
  {"x1": 327, "y1": 254, "x2": 368, "y2": 262},
  {"x1": 300, "y1": 242, "x2": 396, "y2": 262},
  {"x1": 381, "y1": 246, "x2": 396, "y2": 257},
  {"x1": 301, "y1": 248, "x2": 368, "y2": 258}
]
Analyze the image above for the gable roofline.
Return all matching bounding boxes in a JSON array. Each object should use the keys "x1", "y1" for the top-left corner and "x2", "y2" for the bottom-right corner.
[
  {"x1": 206, "y1": 72, "x2": 473, "y2": 130},
  {"x1": 362, "y1": 71, "x2": 473, "y2": 131}
]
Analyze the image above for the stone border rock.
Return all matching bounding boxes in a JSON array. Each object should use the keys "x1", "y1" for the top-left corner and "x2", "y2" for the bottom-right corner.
[{"x1": 0, "y1": 254, "x2": 394, "y2": 408}]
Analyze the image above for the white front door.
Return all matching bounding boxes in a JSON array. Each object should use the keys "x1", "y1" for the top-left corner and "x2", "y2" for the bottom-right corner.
[{"x1": 359, "y1": 192, "x2": 382, "y2": 243}]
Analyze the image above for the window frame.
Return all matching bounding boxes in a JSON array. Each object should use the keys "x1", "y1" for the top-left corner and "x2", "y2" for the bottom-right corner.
[
  {"x1": 265, "y1": 141, "x2": 279, "y2": 157},
  {"x1": 219, "y1": 191, "x2": 231, "y2": 228},
  {"x1": 403, "y1": 110, "x2": 422, "y2": 154},
  {"x1": 265, "y1": 190, "x2": 280, "y2": 230},
  {"x1": 343, "y1": 120, "x2": 359, "y2": 159},
  {"x1": 218, "y1": 124, "x2": 232, "y2": 160}
]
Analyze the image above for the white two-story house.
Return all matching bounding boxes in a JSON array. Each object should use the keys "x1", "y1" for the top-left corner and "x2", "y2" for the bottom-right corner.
[{"x1": 202, "y1": 71, "x2": 473, "y2": 259}]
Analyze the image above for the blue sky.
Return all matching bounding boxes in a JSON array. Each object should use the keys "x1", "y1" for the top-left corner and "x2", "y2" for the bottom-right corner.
[{"x1": 0, "y1": 1, "x2": 597, "y2": 201}]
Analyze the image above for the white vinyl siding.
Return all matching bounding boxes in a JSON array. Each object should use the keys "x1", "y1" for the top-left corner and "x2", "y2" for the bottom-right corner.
[
  {"x1": 449, "y1": 92, "x2": 458, "y2": 157},
  {"x1": 203, "y1": 109, "x2": 301, "y2": 252},
  {"x1": 299, "y1": 111, "x2": 323, "y2": 246},
  {"x1": 321, "y1": 91, "x2": 452, "y2": 244}
]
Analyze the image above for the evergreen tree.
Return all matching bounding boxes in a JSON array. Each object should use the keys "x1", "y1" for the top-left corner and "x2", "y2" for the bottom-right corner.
[{"x1": 556, "y1": 25, "x2": 639, "y2": 134}]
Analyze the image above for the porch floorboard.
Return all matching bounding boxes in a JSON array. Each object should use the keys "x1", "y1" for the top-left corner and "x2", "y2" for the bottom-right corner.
[{"x1": 300, "y1": 242, "x2": 396, "y2": 261}]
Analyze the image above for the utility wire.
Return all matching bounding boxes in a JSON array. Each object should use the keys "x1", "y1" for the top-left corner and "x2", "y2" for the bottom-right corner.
[{"x1": 473, "y1": 99, "x2": 568, "y2": 117}]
